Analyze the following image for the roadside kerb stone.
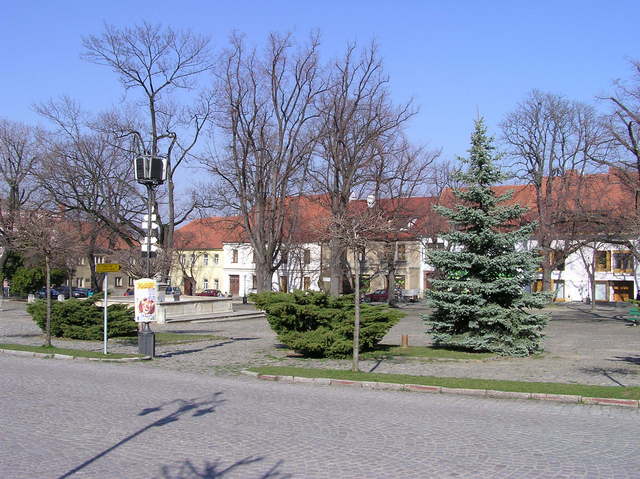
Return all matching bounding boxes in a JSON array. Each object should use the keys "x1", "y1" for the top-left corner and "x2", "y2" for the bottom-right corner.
[
  {"x1": 582, "y1": 397, "x2": 639, "y2": 408},
  {"x1": 487, "y1": 390, "x2": 531, "y2": 400},
  {"x1": 405, "y1": 384, "x2": 441, "y2": 393},
  {"x1": 331, "y1": 379, "x2": 362, "y2": 388},
  {"x1": 441, "y1": 387, "x2": 487, "y2": 397},
  {"x1": 530, "y1": 393, "x2": 581, "y2": 403},
  {"x1": 249, "y1": 373, "x2": 640, "y2": 409},
  {"x1": 0, "y1": 348, "x2": 149, "y2": 362}
]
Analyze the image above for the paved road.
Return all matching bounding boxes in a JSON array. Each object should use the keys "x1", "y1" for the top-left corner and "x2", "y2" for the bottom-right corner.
[{"x1": 2, "y1": 355, "x2": 639, "y2": 478}]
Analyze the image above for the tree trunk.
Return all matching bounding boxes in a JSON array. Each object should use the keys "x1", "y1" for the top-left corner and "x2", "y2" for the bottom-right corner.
[
  {"x1": 329, "y1": 236, "x2": 345, "y2": 296},
  {"x1": 45, "y1": 255, "x2": 52, "y2": 348},
  {"x1": 255, "y1": 256, "x2": 273, "y2": 293},
  {"x1": 541, "y1": 266, "x2": 553, "y2": 295},
  {"x1": 352, "y1": 248, "x2": 360, "y2": 372}
]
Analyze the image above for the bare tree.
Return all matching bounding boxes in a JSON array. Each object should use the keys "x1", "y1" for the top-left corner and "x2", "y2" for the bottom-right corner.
[
  {"x1": 203, "y1": 33, "x2": 325, "y2": 292},
  {"x1": 11, "y1": 210, "x2": 82, "y2": 346},
  {"x1": 0, "y1": 119, "x2": 42, "y2": 274},
  {"x1": 313, "y1": 42, "x2": 415, "y2": 296},
  {"x1": 328, "y1": 206, "x2": 389, "y2": 371},
  {"x1": 367, "y1": 138, "x2": 439, "y2": 305},
  {"x1": 601, "y1": 59, "x2": 640, "y2": 209},
  {"x1": 82, "y1": 23, "x2": 214, "y2": 261},
  {"x1": 501, "y1": 90, "x2": 611, "y2": 291}
]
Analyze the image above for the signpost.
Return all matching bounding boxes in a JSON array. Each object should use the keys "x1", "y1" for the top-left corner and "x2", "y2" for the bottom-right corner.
[{"x1": 96, "y1": 263, "x2": 121, "y2": 354}]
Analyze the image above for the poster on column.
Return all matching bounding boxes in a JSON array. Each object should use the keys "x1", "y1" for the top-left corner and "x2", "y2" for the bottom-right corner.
[{"x1": 134, "y1": 278, "x2": 157, "y2": 323}]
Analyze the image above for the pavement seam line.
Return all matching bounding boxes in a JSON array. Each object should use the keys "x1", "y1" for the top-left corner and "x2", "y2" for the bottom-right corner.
[{"x1": 242, "y1": 370, "x2": 640, "y2": 409}]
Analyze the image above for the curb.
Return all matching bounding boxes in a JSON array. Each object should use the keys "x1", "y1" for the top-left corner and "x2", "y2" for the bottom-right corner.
[
  {"x1": 0, "y1": 348, "x2": 151, "y2": 362},
  {"x1": 241, "y1": 371, "x2": 640, "y2": 409}
]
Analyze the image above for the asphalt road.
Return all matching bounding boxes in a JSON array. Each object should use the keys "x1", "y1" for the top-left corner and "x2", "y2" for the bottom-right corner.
[{"x1": 1, "y1": 355, "x2": 639, "y2": 478}]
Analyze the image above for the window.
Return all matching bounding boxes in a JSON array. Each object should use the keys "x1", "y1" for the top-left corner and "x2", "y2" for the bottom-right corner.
[
  {"x1": 252, "y1": 275, "x2": 257, "y2": 289},
  {"x1": 203, "y1": 278, "x2": 209, "y2": 290},
  {"x1": 190, "y1": 253, "x2": 196, "y2": 264},
  {"x1": 232, "y1": 249, "x2": 238, "y2": 263},
  {"x1": 612, "y1": 251, "x2": 634, "y2": 273},
  {"x1": 76, "y1": 278, "x2": 83, "y2": 287},
  {"x1": 114, "y1": 277, "x2": 123, "y2": 287},
  {"x1": 595, "y1": 281, "x2": 608, "y2": 301},
  {"x1": 212, "y1": 254, "x2": 219, "y2": 264},
  {"x1": 214, "y1": 279, "x2": 220, "y2": 289},
  {"x1": 94, "y1": 256, "x2": 105, "y2": 264},
  {"x1": 80, "y1": 257, "x2": 86, "y2": 265},
  {"x1": 281, "y1": 252, "x2": 288, "y2": 264},
  {"x1": 397, "y1": 244, "x2": 406, "y2": 262},
  {"x1": 203, "y1": 254, "x2": 209, "y2": 266},
  {"x1": 427, "y1": 242, "x2": 445, "y2": 250},
  {"x1": 180, "y1": 254, "x2": 186, "y2": 263},
  {"x1": 251, "y1": 250, "x2": 255, "y2": 263},
  {"x1": 303, "y1": 276, "x2": 311, "y2": 291},
  {"x1": 303, "y1": 249, "x2": 311, "y2": 265},
  {"x1": 279, "y1": 275, "x2": 288, "y2": 293},
  {"x1": 595, "y1": 251, "x2": 611, "y2": 272},
  {"x1": 128, "y1": 277, "x2": 135, "y2": 287}
]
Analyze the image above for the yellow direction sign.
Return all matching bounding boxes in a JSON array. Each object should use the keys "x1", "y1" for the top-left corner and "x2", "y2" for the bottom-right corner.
[{"x1": 96, "y1": 263, "x2": 121, "y2": 273}]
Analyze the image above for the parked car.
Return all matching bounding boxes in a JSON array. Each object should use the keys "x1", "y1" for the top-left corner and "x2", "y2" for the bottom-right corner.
[
  {"x1": 165, "y1": 286, "x2": 181, "y2": 296},
  {"x1": 362, "y1": 289, "x2": 389, "y2": 302},
  {"x1": 72, "y1": 288, "x2": 95, "y2": 298},
  {"x1": 195, "y1": 289, "x2": 223, "y2": 297},
  {"x1": 123, "y1": 288, "x2": 134, "y2": 296},
  {"x1": 35, "y1": 287, "x2": 63, "y2": 299}
]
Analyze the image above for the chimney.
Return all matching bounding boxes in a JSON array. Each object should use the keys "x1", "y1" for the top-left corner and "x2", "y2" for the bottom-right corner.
[{"x1": 367, "y1": 194, "x2": 375, "y2": 208}]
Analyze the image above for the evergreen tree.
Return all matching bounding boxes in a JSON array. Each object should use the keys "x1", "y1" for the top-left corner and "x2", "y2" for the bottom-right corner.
[{"x1": 425, "y1": 119, "x2": 548, "y2": 356}]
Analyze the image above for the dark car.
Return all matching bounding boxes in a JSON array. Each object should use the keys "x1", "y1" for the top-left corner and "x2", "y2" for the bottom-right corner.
[
  {"x1": 35, "y1": 287, "x2": 63, "y2": 299},
  {"x1": 72, "y1": 288, "x2": 94, "y2": 298},
  {"x1": 195, "y1": 289, "x2": 223, "y2": 297},
  {"x1": 165, "y1": 286, "x2": 181, "y2": 295},
  {"x1": 123, "y1": 288, "x2": 134, "y2": 296},
  {"x1": 362, "y1": 289, "x2": 388, "y2": 302}
]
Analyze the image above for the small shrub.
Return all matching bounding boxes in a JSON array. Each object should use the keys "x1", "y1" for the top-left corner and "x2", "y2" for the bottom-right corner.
[
  {"x1": 252, "y1": 290, "x2": 403, "y2": 358},
  {"x1": 27, "y1": 298, "x2": 137, "y2": 340}
]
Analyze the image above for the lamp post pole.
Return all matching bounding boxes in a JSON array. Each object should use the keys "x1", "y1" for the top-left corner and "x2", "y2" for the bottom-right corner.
[{"x1": 134, "y1": 154, "x2": 167, "y2": 358}]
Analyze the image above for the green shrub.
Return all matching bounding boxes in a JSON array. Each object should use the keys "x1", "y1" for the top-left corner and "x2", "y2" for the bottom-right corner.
[
  {"x1": 27, "y1": 298, "x2": 137, "y2": 340},
  {"x1": 252, "y1": 290, "x2": 403, "y2": 358}
]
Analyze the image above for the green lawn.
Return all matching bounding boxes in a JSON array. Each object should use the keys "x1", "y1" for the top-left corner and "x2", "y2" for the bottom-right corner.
[
  {"x1": 360, "y1": 345, "x2": 496, "y2": 360},
  {"x1": 0, "y1": 343, "x2": 144, "y2": 359},
  {"x1": 249, "y1": 366, "x2": 640, "y2": 400}
]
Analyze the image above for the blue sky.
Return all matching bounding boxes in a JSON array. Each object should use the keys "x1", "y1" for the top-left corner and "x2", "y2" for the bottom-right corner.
[{"x1": 1, "y1": 0, "x2": 638, "y2": 162}]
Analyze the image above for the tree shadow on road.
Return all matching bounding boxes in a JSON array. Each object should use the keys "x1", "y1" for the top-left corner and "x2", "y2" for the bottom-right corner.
[
  {"x1": 157, "y1": 457, "x2": 291, "y2": 479},
  {"x1": 56, "y1": 394, "x2": 226, "y2": 479},
  {"x1": 155, "y1": 338, "x2": 259, "y2": 358}
]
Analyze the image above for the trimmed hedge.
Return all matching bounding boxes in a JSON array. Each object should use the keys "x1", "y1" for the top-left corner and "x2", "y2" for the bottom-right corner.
[
  {"x1": 252, "y1": 291, "x2": 403, "y2": 358},
  {"x1": 27, "y1": 298, "x2": 137, "y2": 340}
]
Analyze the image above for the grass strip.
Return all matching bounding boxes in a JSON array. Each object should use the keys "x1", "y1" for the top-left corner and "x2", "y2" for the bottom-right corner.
[
  {"x1": 360, "y1": 345, "x2": 496, "y2": 360},
  {"x1": 248, "y1": 366, "x2": 640, "y2": 400},
  {"x1": 0, "y1": 343, "x2": 144, "y2": 359}
]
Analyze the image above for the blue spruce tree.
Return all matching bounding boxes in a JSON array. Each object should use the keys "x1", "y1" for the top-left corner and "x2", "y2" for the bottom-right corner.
[{"x1": 425, "y1": 119, "x2": 548, "y2": 356}]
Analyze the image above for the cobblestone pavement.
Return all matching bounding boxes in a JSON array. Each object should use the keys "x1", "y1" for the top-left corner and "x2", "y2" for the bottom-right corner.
[
  {"x1": 1, "y1": 300, "x2": 639, "y2": 386},
  {"x1": 2, "y1": 355, "x2": 639, "y2": 479}
]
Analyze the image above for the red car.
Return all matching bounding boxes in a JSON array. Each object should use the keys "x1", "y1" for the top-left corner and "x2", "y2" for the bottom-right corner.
[
  {"x1": 195, "y1": 289, "x2": 223, "y2": 297},
  {"x1": 362, "y1": 289, "x2": 389, "y2": 302}
]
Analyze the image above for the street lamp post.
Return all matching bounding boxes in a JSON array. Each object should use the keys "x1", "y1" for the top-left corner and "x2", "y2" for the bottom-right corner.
[{"x1": 134, "y1": 155, "x2": 167, "y2": 357}]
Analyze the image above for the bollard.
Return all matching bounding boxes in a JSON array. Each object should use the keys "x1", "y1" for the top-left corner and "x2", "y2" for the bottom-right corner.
[{"x1": 401, "y1": 334, "x2": 409, "y2": 348}]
